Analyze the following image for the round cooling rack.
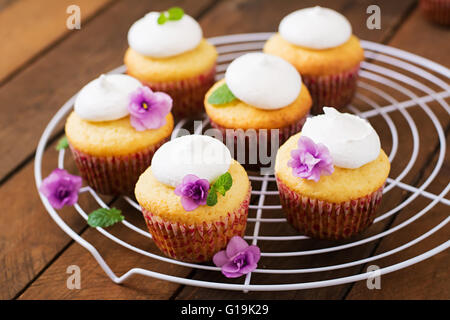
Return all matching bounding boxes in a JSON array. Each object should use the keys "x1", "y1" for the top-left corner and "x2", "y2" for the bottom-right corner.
[{"x1": 34, "y1": 33, "x2": 450, "y2": 292}]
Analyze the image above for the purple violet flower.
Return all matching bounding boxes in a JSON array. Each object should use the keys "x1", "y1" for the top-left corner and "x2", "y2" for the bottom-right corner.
[
  {"x1": 213, "y1": 236, "x2": 261, "y2": 278},
  {"x1": 39, "y1": 169, "x2": 82, "y2": 209},
  {"x1": 128, "y1": 86, "x2": 172, "y2": 131},
  {"x1": 288, "y1": 135, "x2": 334, "y2": 182},
  {"x1": 174, "y1": 174, "x2": 210, "y2": 211}
]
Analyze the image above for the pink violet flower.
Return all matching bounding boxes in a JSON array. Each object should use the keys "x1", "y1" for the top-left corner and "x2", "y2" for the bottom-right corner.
[
  {"x1": 213, "y1": 236, "x2": 261, "y2": 278},
  {"x1": 128, "y1": 86, "x2": 172, "y2": 131},
  {"x1": 39, "y1": 169, "x2": 82, "y2": 209},
  {"x1": 288, "y1": 135, "x2": 334, "y2": 182},
  {"x1": 174, "y1": 174, "x2": 210, "y2": 211}
]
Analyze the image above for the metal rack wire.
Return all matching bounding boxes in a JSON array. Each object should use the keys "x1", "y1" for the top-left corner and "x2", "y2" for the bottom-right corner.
[{"x1": 35, "y1": 33, "x2": 450, "y2": 292}]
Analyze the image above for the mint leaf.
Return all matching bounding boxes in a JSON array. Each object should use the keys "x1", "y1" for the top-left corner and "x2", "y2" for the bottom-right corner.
[
  {"x1": 158, "y1": 7, "x2": 184, "y2": 25},
  {"x1": 167, "y1": 7, "x2": 184, "y2": 20},
  {"x1": 215, "y1": 185, "x2": 226, "y2": 196},
  {"x1": 56, "y1": 136, "x2": 69, "y2": 150},
  {"x1": 214, "y1": 172, "x2": 232, "y2": 191},
  {"x1": 206, "y1": 187, "x2": 218, "y2": 206},
  {"x1": 87, "y1": 208, "x2": 124, "y2": 228},
  {"x1": 207, "y1": 83, "x2": 236, "y2": 105},
  {"x1": 207, "y1": 173, "x2": 233, "y2": 206},
  {"x1": 157, "y1": 13, "x2": 167, "y2": 25}
]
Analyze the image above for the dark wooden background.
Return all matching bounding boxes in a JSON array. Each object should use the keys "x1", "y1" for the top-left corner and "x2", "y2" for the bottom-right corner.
[{"x1": 1, "y1": 0, "x2": 449, "y2": 300}]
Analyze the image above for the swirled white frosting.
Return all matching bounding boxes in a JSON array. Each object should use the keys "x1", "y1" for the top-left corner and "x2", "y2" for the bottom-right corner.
[
  {"x1": 225, "y1": 53, "x2": 301, "y2": 110},
  {"x1": 279, "y1": 6, "x2": 352, "y2": 49},
  {"x1": 74, "y1": 74, "x2": 142, "y2": 122},
  {"x1": 151, "y1": 135, "x2": 232, "y2": 187},
  {"x1": 301, "y1": 107, "x2": 381, "y2": 169},
  {"x1": 127, "y1": 11, "x2": 202, "y2": 58}
]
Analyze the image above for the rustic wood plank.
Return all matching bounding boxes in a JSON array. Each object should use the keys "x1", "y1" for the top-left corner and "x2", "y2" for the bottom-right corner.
[
  {"x1": 0, "y1": 0, "x2": 115, "y2": 84},
  {"x1": 0, "y1": 0, "x2": 214, "y2": 183},
  {"x1": 18, "y1": 198, "x2": 192, "y2": 300},
  {"x1": 0, "y1": 139, "x2": 111, "y2": 300},
  {"x1": 345, "y1": 6, "x2": 450, "y2": 300},
  {"x1": 199, "y1": 0, "x2": 416, "y2": 42},
  {"x1": 2, "y1": 0, "x2": 216, "y2": 300},
  {"x1": 0, "y1": 0, "x2": 16, "y2": 11},
  {"x1": 346, "y1": 131, "x2": 449, "y2": 299}
]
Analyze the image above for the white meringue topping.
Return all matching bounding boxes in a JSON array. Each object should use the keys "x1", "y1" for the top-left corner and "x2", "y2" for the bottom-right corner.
[
  {"x1": 301, "y1": 107, "x2": 381, "y2": 169},
  {"x1": 225, "y1": 53, "x2": 301, "y2": 110}
]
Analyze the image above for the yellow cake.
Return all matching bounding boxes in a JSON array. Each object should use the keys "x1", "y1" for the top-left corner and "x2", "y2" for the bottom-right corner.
[
  {"x1": 125, "y1": 39, "x2": 217, "y2": 83},
  {"x1": 134, "y1": 134, "x2": 251, "y2": 262},
  {"x1": 263, "y1": 7, "x2": 365, "y2": 113},
  {"x1": 135, "y1": 159, "x2": 250, "y2": 225},
  {"x1": 124, "y1": 10, "x2": 218, "y2": 118},
  {"x1": 205, "y1": 79, "x2": 312, "y2": 130},
  {"x1": 65, "y1": 73, "x2": 175, "y2": 195},
  {"x1": 274, "y1": 107, "x2": 390, "y2": 240},
  {"x1": 66, "y1": 112, "x2": 173, "y2": 157},
  {"x1": 275, "y1": 132, "x2": 390, "y2": 204},
  {"x1": 264, "y1": 34, "x2": 364, "y2": 77}
]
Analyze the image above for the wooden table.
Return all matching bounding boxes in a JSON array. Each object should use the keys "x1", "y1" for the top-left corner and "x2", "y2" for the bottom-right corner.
[{"x1": 1, "y1": 0, "x2": 449, "y2": 300}]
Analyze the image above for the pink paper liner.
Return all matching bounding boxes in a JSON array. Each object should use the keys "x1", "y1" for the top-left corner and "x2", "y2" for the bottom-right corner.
[
  {"x1": 69, "y1": 137, "x2": 169, "y2": 196},
  {"x1": 420, "y1": 0, "x2": 450, "y2": 25},
  {"x1": 140, "y1": 64, "x2": 216, "y2": 119},
  {"x1": 209, "y1": 115, "x2": 307, "y2": 170},
  {"x1": 141, "y1": 187, "x2": 251, "y2": 263},
  {"x1": 276, "y1": 177, "x2": 385, "y2": 240},
  {"x1": 302, "y1": 64, "x2": 361, "y2": 115}
]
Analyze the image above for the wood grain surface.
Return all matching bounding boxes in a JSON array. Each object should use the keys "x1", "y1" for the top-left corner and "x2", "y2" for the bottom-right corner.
[{"x1": 0, "y1": 0, "x2": 448, "y2": 300}]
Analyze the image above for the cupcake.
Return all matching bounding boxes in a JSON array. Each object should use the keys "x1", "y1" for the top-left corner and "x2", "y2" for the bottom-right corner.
[
  {"x1": 65, "y1": 74, "x2": 174, "y2": 195},
  {"x1": 275, "y1": 107, "x2": 390, "y2": 240},
  {"x1": 204, "y1": 52, "x2": 312, "y2": 170},
  {"x1": 124, "y1": 8, "x2": 218, "y2": 118},
  {"x1": 135, "y1": 135, "x2": 251, "y2": 262},
  {"x1": 420, "y1": 0, "x2": 450, "y2": 25},
  {"x1": 264, "y1": 6, "x2": 364, "y2": 114}
]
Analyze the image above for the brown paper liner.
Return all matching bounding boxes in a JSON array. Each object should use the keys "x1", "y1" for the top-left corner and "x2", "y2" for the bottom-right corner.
[
  {"x1": 420, "y1": 0, "x2": 450, "y2": 25},
  {"x1": 141, "y1": 187, "x2": 251, "y2": 263},
  {"x1": 302, "y1": 64, "x2": 361, "y2": 115},
  {"x1": 69, "y1": 138, "x2": 169, "y2": 196},
  {"x1": 276, "y1": 177, "x2": 384, "y2": 240},
  {"x1": 140, "y1": 64, "x2": 216, "y2": 119}
]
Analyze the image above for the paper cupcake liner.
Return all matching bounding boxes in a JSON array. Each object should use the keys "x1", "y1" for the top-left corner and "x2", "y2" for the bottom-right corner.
[
  {"x1": 420, "y1": 0, "x2": 450, "y2": 25},
  {"x1": 141, "y1": 187, "x2": 251, "y2": 263},
  {"x1": 140, "y1": 64, "x2": 216, "y2": 119},
  {"x1": 69, "y1": 138, "x2": 169, "y2": 196},
  {"x1": 209, "y1": 115, "x2": 307, "y2": 170},
  {"x1": 302, "y1": 64, "x2": 360, "y2": 115},
  {"x1": 276, "y1": 177, "x2": 384, "y2": 240}
]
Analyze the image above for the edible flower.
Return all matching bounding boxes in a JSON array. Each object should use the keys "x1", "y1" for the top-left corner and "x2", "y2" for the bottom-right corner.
[
  {"x1": 174, "y1": 174, "x2": 210, "y2": 211},
  {"x1": 39, "y1": 169, "x2": 82, "y2": 209},
  {"x1": 288, "y1": 135, "x2": 334, "y2": 182},
  {"x1": 213, "y1": 236, "x2": 261, "y2": 278},
  {"x1": 128, "y1": 86, "x2": 172, "y2": 131}
]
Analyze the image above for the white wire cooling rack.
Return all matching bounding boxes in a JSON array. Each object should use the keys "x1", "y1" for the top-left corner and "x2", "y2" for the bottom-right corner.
[{"x1": 34, "y1": 33, "x2": 450, "y2": 292}]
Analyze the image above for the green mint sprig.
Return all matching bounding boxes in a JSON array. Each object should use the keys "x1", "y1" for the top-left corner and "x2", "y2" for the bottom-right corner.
[
  {"x1": 207, "y1": 83, "x2": 236, "y2": 105},
  {"x1": 87, "y1": 207, "x2": 124, "y2": 228},
  {"x1": 207, "y1": 172, "x2": 233, "y2": 206},
  {"x1": 157, "y1": 7, "x2": 184, "y2": 25},
  {"x1": 56, "y1": 136, "x2": 69, "y2": 151}
]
